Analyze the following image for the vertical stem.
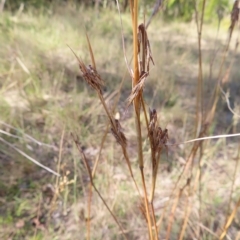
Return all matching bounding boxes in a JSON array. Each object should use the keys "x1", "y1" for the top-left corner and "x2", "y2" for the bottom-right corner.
[
  {"x1": 195, "y1": 0, "x2": 206, "y2": 136},
  {"x1": 195, "y1": 1, "x2": 206, "y2": 235},
  {"x1": 141, "y1": 169, "x2": 154, "y2": 240},
  {"x1": 150, "y1": 202, "x2": 159, "y2": 239},
  {"x1": 87, "y1": 183, "x2": 92, "y2": 240},
  {"x1": 133, "y1": 0, "x2": 139, "y2": 87},
  {"x1": 132, "y1": 1, "x2": 153, "y2": 239},
  {"x1": 141, "y1": 97, "x2": 158, "y2": 239}
]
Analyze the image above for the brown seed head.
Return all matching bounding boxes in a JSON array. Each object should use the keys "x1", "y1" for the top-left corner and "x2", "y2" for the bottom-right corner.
[
  {"x1": 80, "y1": 64, "x2": 104, "y2": 94},
  {"x1": 111, "y1": 119, "x2": 127, "y2": 148},
  {"x1": 230, "y1": 0, "x2": 240, "y2": 31}
]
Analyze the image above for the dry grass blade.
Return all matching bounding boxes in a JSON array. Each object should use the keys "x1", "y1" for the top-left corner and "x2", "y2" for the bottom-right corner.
[
  {"x1": 167, "y1": 133, "x2": 240, "y2": 146},
  {"x1": 127, "y1": 72, "x2": 148, "y2": 107},
  {"x1": 85, "y1": 31, "x2": 96, "y2": 70},
  {"x1": 219, "y1": 197, "x2": 240, "y2": 240},
  {"x1": 0, "y1": 136, "x2": 60, "y2": 177},
  {"x1": 223, "y1": 144, "x2": 240, "y2": 240},
  {"x1": 138, "y1": 23, "x2": 154, "y2": 73},
  {"x1": 146, "y1": 0, "x2": 163, "y2": 28},
  {"x1": 115, "y1": 0, "x2": 132, "y2": 77},
  {"x1": 229, "y1": 145, "x2": 240, "y2": 205},
  {"x1": 166, "y1": 189, "x2": 182, "y2": 240},
  {"x1": 0, "y1": 121, "x2": 57, "y2": 150}
]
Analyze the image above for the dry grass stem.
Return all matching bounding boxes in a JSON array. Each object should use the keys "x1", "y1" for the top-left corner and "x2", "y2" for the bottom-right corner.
[
  {"x1": 166, "y1": 189, "x2": 182, "y2": 240},
  {"x1": 72, "y1": 135, "x2": 128, "y2": 240},
  {"x1": 129, "y1": 1, "x2": 154, "y2": 238},
  {"x1": 220, "y1": 197, "x2": 240, "y2": 240},
  {"x1": 116, "y1": 0, "x2": 132, "y2": 76}
]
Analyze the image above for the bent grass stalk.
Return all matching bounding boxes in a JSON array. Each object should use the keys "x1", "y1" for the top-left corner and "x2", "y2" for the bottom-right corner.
[{"x1": 73, "y1": 136, "x2": 128, "y2": 240}]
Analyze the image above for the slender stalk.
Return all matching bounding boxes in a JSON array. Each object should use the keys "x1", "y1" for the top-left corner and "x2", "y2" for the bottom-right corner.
[
  {"x1": 220, "y1": 197, "x2": 240, "y2": 240},
  {"x1": 140, "y1": 169, "x2": 154, "y2": 240},
  {"x1": 178, "y1": 191, "x2": 191, "y2": 240},
  {"x1": 224, "y1": 143, "x2": 240, "y2": 230},
  {"x1": 87, "y1": 183, "x2": 92, "y2": 240},
  {"x1": 88, "y1": 68, "x2": 131, "y2": 240},
  {"x1": 195, "y1": 0, "x2": 206, "y2": 136},
  {"x1": 92, "y1": 125, "x2": 109, "y2": 177},
  {"x1": 150, "y1": 202, "x2": 159, "y2": 239},
  {"x1": 73, "y1": 138, "x2": 128, "y2": 240},
  {"x1": 131, "y1": 1, "x2": 153, "y2": 239},
  {"x1": 141, "y1": 96, "x2": 159, "y2": 239},
  {"x1": 195, "y1": 2, "x2": 206, "y2": 232},
  {"x1": 150, "y1": 151, "x2": 161, "y2": 203},
  {"x1": 133, "y1": 0, "x2": 139, "y2": 87},
  {"x1": 166, "y1": 189, "x2": 182, "y2": 240}
]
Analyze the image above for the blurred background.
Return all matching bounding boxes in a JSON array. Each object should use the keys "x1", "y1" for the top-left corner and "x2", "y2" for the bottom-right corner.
[{"x1": 1, "y1": 0, "x2": 240, "y2": 239}]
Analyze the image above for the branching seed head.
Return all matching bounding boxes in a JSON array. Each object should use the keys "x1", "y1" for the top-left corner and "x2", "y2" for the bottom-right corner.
[
  {"x1": 148, "y1": 108, "x2": 168, "y2": 154},
  {"x1": 69, "y1": 46, "x2": 104, "y2": 94},
  {"x1": 80, "y1": 63, "x2": 104, "y2": 94}
]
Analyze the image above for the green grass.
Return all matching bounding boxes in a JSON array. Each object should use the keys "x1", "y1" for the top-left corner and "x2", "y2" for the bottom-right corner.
[{"x1": 0, "y1": 3, "x2": 240, "y2": 240}]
